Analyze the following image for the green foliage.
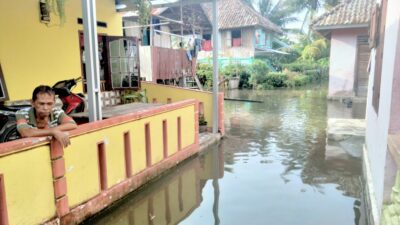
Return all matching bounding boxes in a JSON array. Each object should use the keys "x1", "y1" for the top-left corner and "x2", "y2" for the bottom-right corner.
[
  {"x1": 258, "y1": 0, "x2": 299, "y2": 26},
  {"x1": 293, "y1": 75, "x2": 310, "y2": 86},
  {"x1": 265, "y1": 72, "x2": 288, "y2": 87},
  {"x1": 199, "y1": 115, "x2": 207, "y2": 126},
  {"x1": 239, "y1": 72, "x2": 251, "y2": 89},
  {"x1": 221, "y1": 63, "x2": 251, "y2": 88},
  {"x1": 196, "y1": 63, "x2": 213, "y2": 88},
  {"x1": 268, "y1": 48, "x2": 300, "y2": 71},
  {"x1": 301, "y1": 38, "x2": 329, "y2": 60},
  {"x1": 324, "y1": 0, "x2": 341, "y2": 9},
  {"x1": 242, "y1": 0, "x2": 254, "y2": 6},
  {"x1": 304, "y1": 69, "x2": 321, "y2": 81},
  {"x1": 288, "y1": 0, "x2": 341, "y2": 33},
  {"x1": 316, "y1": 57, "x2": 329, "y2": 67},
  {"x1": 282, "y1": 61, "x2": 318, "y2": 72},
  {"x1": 301, "y1": 39, "x2": 329, "y2": 61},
  {"x1": 249, "y1": 60, "x2": 270, "y2": 88},
  {"x1": 301, "y1": 46, "x2": 321, "y2": 61},
  {"x1": 222, "y1": 64, "x2": 246, "y2": 78},
  {"x1": 136, "y1": 0, "x2": 152, "y2": 36},
  {"x1": 284, "y1": 74, "x2": 309, "y2": 87}
]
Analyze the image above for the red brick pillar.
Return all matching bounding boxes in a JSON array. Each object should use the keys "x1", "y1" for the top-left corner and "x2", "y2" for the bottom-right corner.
[{"x1": 50, "y1": 139, "x2": 69, "y2": 218}]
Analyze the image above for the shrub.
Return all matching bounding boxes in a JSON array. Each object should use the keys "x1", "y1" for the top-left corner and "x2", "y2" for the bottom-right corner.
[
  {"x1": 222, "y1": 63, "x2": 246, "y2": 78},
  {"x1": 222, "y1": 63, "x2": 251, "y2": 88},
  {"x1": 293, "y1": 75, "x2": 310, "y2": 86},
  {"x1": 196, "y1": 63, "x2": 213, "y2": 88},
  {"x1": 282, "y1": 61, "x2": 318, "y2": 72},
  {"x1": 304, "y1": 69, "x2": 321, "y2": 81},
  {"x1": 301, "y1": 38, "x2": 330, "y2": 61},
  {"x1": 301, "y1": 46, "x2": 321, "y2": 61},
  {"x1": 265, "y1": 72, "x2": 288, "y2": 87},
  {"x1": 317, "y1": 57, "x2": 329, "y2": 68},
  {"x1": 268, "y1": 48, "x2": 300, "y2": 71},
  {"x1": 249, "y1": 60, "x2": 270, "y2": 88}
]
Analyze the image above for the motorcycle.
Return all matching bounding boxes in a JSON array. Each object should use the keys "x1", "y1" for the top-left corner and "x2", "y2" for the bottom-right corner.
[
  {"x1": 52, "y1": 77, "x2": 85, "y2": 114},
  {"x1": 0, "y1": 77, "x2": 85, "y2": 143}
]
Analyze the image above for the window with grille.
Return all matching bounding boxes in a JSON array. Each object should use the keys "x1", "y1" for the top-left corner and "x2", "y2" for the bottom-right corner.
[{"x1": 107, "y1": 37, "x2": 140, "y2": 89}]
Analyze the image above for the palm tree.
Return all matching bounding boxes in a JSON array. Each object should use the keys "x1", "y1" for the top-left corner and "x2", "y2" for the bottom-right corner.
[
  {"x1": 243, "y1": 0, "x2": 254, "y2": 7},
  {"x1": 258, "y1": 0, "x2": 298, "y2": 27},
  {"x1": 286, "y1": 0, "x2": 340, "y2": 33}
]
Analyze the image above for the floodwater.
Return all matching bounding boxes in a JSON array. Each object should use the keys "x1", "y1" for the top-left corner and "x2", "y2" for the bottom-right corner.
[{"x1": 84, "y1": 86, "x2": 367, "y2": 225}]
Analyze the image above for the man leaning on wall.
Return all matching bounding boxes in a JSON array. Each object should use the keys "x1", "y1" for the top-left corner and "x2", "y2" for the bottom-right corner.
[{"x1": 16, "y1": 85, "x2": 77, "y2": 147}]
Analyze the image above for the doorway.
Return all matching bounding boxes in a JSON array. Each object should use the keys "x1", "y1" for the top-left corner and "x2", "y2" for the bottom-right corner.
[{"x1": 79, "y1": 32, "x2": 108, "y2": 92}]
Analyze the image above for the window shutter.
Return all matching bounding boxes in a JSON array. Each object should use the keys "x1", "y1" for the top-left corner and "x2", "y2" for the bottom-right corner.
[
  {"x1": 369, "y1": 4, "x2": 379, "y2": 49},
  {"x1": 372, "y1": 0, "x2": 388, "y2": 113}
]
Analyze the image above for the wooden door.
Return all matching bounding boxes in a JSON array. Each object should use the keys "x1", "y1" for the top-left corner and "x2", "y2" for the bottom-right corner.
[{"x1": 355, "y1": 35, "x2": 371, "y2": 97}]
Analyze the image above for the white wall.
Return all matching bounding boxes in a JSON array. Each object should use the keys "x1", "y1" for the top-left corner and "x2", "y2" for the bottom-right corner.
[
  {"x1": 139, "y1": 46, "x2": 153, "y2": 82},
  {"x1": 124, "y1": 21, "x2": 141, "y2": 38},
  {"x1": 365, "y1": 0, "x2": 400, "y2": 216},
  {"x1": 219, "y1": 28, "x2": 255, "y2": 58},
  {"x1": 328, "y1": 28, "x2": 368, "y2": 98},
  {"x1": 153, "y1": 26, "x2": 172, "y2": 48}
]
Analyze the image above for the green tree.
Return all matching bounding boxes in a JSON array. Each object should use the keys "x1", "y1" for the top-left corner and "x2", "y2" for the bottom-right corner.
[
  {"x1": 243, "y1": 0, "x2": 254, "y2": 7},
  {"x1": 249, "y1": 60, "x2": 270, "y2": 88},
  {"x1": 258, "y1": 0, "x2": 298, "y2": 26},
  {"x1": 301, "y1": 38, "x2": 329, "y2": 61},
  {"x1": 286, "y1": 0, "x2": 341, "y2": 32},
  {"x1": 134, "y1": 0, "x2": 152, "y2": 38}
]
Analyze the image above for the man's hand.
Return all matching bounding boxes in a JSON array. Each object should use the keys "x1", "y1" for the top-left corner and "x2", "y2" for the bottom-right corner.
[
  {"x1": 51, "y1": 129, "x2": 71, "y2": 148},
  {"x1": 17, "y1": 121, "x2": 76, "y2": 148}
]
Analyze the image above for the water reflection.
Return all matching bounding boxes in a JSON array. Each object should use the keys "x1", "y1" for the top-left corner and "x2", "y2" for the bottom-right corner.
[
  {"x1": 215, "y1": 88, "x2": 365, "y2": 225},
  {"x1": 85, "y1": 87, "x2": 367, "y2": 225},
  {"x1": 83, "y1": 147, "x2": 224, "y2": 225}
]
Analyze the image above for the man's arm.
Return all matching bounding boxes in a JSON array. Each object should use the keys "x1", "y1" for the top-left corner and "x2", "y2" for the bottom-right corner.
[
  {"x1": 16, "y1": 109, "x2": 77, "y2": 147},
  {"x1": 18, "y1": 123, "x2": 76, "y2": 137}
]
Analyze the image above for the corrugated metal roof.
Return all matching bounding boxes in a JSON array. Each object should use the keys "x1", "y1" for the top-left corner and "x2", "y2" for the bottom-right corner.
[
  {"x1": 201, "y1": 0, "x2": 282, "y2": 33},
  {"x1": 312, "y1": 0, "x2": 374, "y2": 29}
]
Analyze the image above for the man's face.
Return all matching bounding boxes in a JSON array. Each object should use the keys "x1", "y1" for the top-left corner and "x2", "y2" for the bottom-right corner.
[{"x1": 32, "y1": 93, "x2": 55, "y2": 118}]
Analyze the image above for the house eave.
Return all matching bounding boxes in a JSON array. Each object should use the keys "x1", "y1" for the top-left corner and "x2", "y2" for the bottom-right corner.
[
  {"x1": 219, "y1": 25, "x2": 281, "y2": 34},
  {"x1": 313, "y1": 23, "x2": 369, "y2": 31},
  {"x1": 219, "y1": 25, "x2": 256, "y2": 30}
]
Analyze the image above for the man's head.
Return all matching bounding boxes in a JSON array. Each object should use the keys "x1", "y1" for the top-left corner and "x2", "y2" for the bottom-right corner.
[{"x1": 31, "y1": 85, "x2": 55, "y2": 118}]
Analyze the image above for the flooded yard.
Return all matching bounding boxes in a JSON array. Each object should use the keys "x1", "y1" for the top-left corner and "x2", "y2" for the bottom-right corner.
[{"x1": 84, "y1": 86, "x2": 367, "y2": 225}]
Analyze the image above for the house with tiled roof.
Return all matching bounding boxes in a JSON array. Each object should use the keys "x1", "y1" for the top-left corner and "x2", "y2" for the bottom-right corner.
[
  {"x1": 312, "y1": 0, "x2": 374, "y2": 99},
  {"x1": 199, "y1": 0, "x2": 284, "y2": 65},
  {"x1": 123, "y1": 0, "x2": 283, "y2": 71}
]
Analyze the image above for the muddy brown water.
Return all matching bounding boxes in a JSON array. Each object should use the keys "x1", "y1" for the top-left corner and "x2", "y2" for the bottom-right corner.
[{"x1": 83, "y1": 87, "x2": 367, "y2": 225}]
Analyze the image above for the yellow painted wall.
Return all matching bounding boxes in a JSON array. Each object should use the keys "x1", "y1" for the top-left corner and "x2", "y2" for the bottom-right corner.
[
  {"x1": 65, "y1": 105, "x2": 195, "y2": 207},
  {"x1": 0, "y1": 0, "x2": 122, "y2": 101},
  {"x1": 0, "y1": 102, "x2": 197, "y2": 224},
  {"x1": 142, "y1": 82, "x2": 213, "y2": 126},
  {"x1": 0, "y1": 145, "x2": 56, "y2": 225}
]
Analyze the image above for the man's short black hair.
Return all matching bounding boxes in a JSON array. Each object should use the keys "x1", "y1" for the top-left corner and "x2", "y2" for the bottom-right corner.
[{"x1": 32, "y1": 85, "x2": 55, "y2": 101}]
